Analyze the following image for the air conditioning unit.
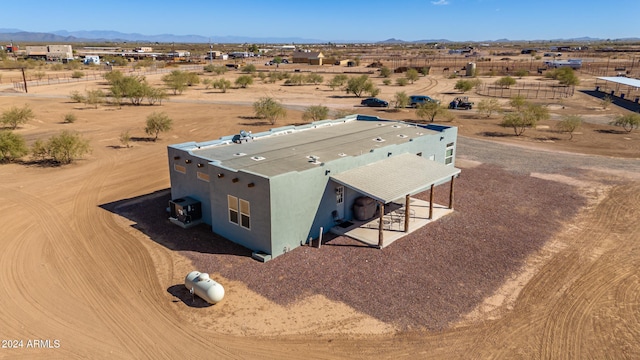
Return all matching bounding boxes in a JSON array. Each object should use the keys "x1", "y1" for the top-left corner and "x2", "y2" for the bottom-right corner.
[{"x1": 169, "y1": 196, "x2": 203, "y2": 228}]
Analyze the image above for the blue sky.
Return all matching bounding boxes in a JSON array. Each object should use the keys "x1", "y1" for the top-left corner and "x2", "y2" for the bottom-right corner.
[{"x1": 2, "y1": 0, "x2": 638, "y2": 42}]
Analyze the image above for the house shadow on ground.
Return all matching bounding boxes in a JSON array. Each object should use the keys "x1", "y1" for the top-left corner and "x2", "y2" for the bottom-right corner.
[
  {"x1": 580, "y1": 89, "x2": 640, "y2": 113},
  {"x1": 99, "y1": 189, "x2": 252, "y2": 257}
]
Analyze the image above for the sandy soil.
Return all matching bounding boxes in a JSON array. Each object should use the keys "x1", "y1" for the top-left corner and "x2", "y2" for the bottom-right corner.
[{"x1": 0, "y1": 66, "x2": 639, "y2": 359}]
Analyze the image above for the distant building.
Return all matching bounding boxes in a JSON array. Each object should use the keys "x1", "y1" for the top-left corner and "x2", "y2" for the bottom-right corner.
[
  {"x1": 291, "y1": 50, "x2": 324, "y2": 65},
  {"x1": 25, "y1": 44, "x2": 73, "y2": 62},
  {"x1": 47, "y1": 44, "x2": 73, "y2": 62},
  {"x1": 83, "y1": 55, "x2": 100, "y2": 65},
  {"x1": 134, "y1": 47, "x2": 153, "y2": 53}
]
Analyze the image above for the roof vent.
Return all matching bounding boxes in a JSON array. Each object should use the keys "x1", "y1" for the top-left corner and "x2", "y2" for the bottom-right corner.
[
  {"x1": 234, "y1": 152, "x2": 246, "y2": 156},
  {"x1": 251, "y1": 156, "x2": 265, "y2": 161},
  {"x1": 338, "y1": 153, "x2": 347, "y2": 157},
  {"x1": 392, "y1": 125, "x2": 401, "y2": 128},
  {"x1": 398, "y1": 134, "x2": 408, "y2": 138},
  {"x1": 307, "y1": 155, "x2": 322, "y2": 164},
  {"x1": 373, "y1": 137, "x2": 385, "y2": 142}
]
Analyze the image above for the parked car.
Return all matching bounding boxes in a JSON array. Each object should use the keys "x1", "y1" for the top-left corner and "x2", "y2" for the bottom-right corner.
[
  {"x1": 409, "y1": 95, "x2": 440, "y2": 108},
  {"x1": 449, "y1": 96, "x2": 474, "y2": 110},
  {"x1": 360, "y1": 97, "x2": 389, "y2": 107}
]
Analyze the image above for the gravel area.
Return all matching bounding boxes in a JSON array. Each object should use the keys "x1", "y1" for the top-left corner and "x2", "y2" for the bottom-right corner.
[{"x1": 115, "y1": 147, "x2": 591, "y2": 330}]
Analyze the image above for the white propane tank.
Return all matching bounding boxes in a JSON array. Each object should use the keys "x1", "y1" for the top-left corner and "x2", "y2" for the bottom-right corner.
[{"x1": 184, "y1": 271, "x2": 225, "y2": 304}]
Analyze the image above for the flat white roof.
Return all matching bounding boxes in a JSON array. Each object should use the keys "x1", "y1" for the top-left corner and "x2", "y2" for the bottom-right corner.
[{"x1": 598, "y1": 77, "x2": 640, "y2": 88}]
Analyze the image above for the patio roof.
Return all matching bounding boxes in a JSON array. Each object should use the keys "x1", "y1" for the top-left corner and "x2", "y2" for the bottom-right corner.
[
  {"x1": 597, "y1": 77, "x2": 640, "y2": 88},
  {"x1": 330, "y1": 153, "x2": 460, "y2": 204}
]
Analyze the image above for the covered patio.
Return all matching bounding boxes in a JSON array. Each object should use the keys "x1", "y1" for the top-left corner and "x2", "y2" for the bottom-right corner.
[{"x1": 330, "y1": 153, "x2": 460, "y2": 248}]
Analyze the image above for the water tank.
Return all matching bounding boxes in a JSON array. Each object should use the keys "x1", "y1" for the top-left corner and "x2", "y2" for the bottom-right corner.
[
  {"x1": 184, "y1": 271, "x2": 225, "y2": 304},
  {"x1": 465, "y1": 62, "x2": 476, "y2": 77}
]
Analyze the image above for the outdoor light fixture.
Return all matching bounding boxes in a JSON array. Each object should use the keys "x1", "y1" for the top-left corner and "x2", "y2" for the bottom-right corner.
[
  {"x1": 325, "y1": 169, "x2": 331, "y2": 175},
  {"x1": 197, "y1": 163, "x2": 204, "y2": 168},
  {"x1": 173, "y1": 156, "x2": 180, "y2": 160},
  {"x1": 185, "y1": 159, "x2": 192, "y2": 164},
  {"x1": 217, "y1": 173, "x2": 224, "y2": 178},
  {"x1": 248, "y1": 183, "x2": 255, "y2": 188},
  {"x1": 232, "y1": 178, "x2": 239, "y2": 183}
]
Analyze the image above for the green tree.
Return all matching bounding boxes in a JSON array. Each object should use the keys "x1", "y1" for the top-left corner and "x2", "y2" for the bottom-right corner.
[
  {"x1": 109, "y1": 75, "x2": 149, "y2": 105},
  {"x1": 500, "y1": 102, "x2": 549, "y2": 136},
  {"x1": 345, "y1": 75, "x2": 375, "y2": 97},
  {"x1": 477, "y1": 98, "x2": 501, "y2": 118},
  {"x1": 253, "y1": 97, "x2": 287, "y2": 125},
  {"x1": 327, "y1": 74, "x2": 348, "y2": 90},
  {"x1": 379, "y1": 66, "x2": 392, "y2": 78},
  {"x1": 509, "y1": 95, "x2": 527, "y2": 111},
  {"x1": 416, "y1": 102, "x2": 445, "y2": 122},
  {"x1": 454, "y1": 80, "x2": 474, "y2": 93},
  {"x1": 545, "y1": 67, "x2": 580, "y2": 86},
  {"x1": 394, "y1": 91, "x2": 409, "y2": 109},
  {"x1": 1, "y1": 104, "x2": 35, "y2": 129},
  {"x1": 611, "y1": 113, "x2": 640, "y2": 132},
  {"x1": 145, "y1": 112, "x2": 173, "y2": 141},
  {"x1": 496, "y1": 76, "x2": 516, "y2": 88},
  {"x1": 162, "y1": 70, "x2": 189, "y2": 95},
  {"x1": 405, "y1": 68, "x2": 419, "y2": 84},
  {"x1": 556, "y1": 115, "x2": 583, "y2": 139},
  {"x1": 213, "y1": 78, "x2": 232, "y2": 93},
  {"x1": 302, "y1": 105, "x2": 329, "y2": 122},
  {"x1": 146, "y1": 87, "x2": 167, "y2": 105},
  {"x1": 235, "y1": 75, "x2": 254, "y2": 88},
  {"x1": 185, "y1": 72, "x2": 200, "y2": 86},
  {"x1": 420, "y1": 67, "x2": 431, "y2": 76},
  {"x1": 47, "y1": 130, "x2": 91, "y2": 164},
  {"x1": 0, "y1": 131, "x2": 28, "y2": 162}
]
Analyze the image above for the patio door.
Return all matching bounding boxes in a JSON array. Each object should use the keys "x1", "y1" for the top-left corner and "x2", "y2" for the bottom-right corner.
[{"x1": 335, "y1": 185, "x2": 345, "y2": 219}]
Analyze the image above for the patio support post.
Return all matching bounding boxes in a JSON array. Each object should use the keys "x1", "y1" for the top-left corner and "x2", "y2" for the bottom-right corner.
[
  {"x1": 378, "y1": 202, "x2": 385, "y2": 248},
  {"x1": 404, "y1": 194, "x2": 410, "y2": 232},
  {"x1": 429, "y1": 184, "x2": 434, "y2": 219},
  {"x1": 449, "y1": 175, "x2": 455, "y2": 210}
]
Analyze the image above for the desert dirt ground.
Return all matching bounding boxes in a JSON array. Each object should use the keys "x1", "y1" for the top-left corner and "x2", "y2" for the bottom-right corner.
[{"x1": 0, "y1": 64, "x2": 639, "y2": 359}]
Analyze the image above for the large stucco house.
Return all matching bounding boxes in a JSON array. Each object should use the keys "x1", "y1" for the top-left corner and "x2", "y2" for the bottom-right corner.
[{"x1": 167, "y1": 115, "x2": 460, "y2": 261}]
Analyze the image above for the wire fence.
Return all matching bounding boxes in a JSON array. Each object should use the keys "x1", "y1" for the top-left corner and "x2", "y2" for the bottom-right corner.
[
  {"x1": 476, "y1": 82, "x2": 575, "y2": 99},
  {"x1": 11, "y1": 65, "x2": 204, "y2": 92}
]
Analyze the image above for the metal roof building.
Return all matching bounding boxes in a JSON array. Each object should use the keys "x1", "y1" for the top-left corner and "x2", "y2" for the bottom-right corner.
[{"x1": 167, "y1": 114, "x2": 460, "y2": 261}]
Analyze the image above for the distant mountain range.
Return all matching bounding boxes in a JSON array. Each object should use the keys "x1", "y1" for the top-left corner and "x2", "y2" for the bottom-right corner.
[{"x1": 0, "y1": 29, "x2": 638, "y2": 44}]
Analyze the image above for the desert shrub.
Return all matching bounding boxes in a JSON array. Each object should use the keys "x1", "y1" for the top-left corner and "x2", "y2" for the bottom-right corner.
[
  {"x1": 1, "y1": 104, "x2": 35, "y2": 129},
  {"x1": 70, "y1": 90, "x2": 85, "y2": 103},
  {"x1": 477, "y1": 98, "x2": 501, "y2": 118},
  {"x1": 145, "y1": 112, "x2": 173, "y2": 141},
  {"x1": 610, "y1": 113, "x2": 640, "y2": 132},
  {"x1": 383, "y1": 79, "x2": 392, "y2": 86},
  {"x1": 71, "y1": 70, "x2": 85, "y2": 79},
  {"x1": 120, "y1": 130, "x2": 131, "y2": 148},
  {"x1": 394, "y1": 91, "x2": 409, "y2": 109},
  {"x1": 0, "y1": 131, "x2": 28, "y2": 162},
  {"x1": 253, "y1": 97, "x2": 286, "y2": 124},
  {"x1": 379, "y1": 67, "x2": 391, "y2": 78},
  {"x1": 63, "y1": 113, "x2": 77, "y2": 123},
  {"x1": 396, "y1": 78, "x2": 408, "y2": 86},
  {"x1": 302, "y1": 105, "x2": 329, "y2": 122},
  {"x1": 327, "y1": 74, "x2": 348, "y2": 90},
  {"x1": 495, "y1": 76, "x2": 516, "y2": 88},
  {"x1": 235, "y1": 75, "x2": 253, "y2": 88}
]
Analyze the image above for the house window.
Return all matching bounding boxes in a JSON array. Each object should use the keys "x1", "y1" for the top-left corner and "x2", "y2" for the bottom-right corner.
[
  {"x1": 445, "y1": 143, "x2": 455, "y2": 165},
  {"x1": 228, "y1": 195, "x2": 238, "y2": 224},
  {"x1": 336, "y1": 186, "x2": 344, "y2": 204},
  {"x1": 240, "y1": 199, "x2": 251, "y2": 230}
]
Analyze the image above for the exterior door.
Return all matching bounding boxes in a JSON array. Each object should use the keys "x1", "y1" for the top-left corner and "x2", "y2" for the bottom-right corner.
[{"x1": 335, "y1": 186, "x2": 345, "y2": 219}]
